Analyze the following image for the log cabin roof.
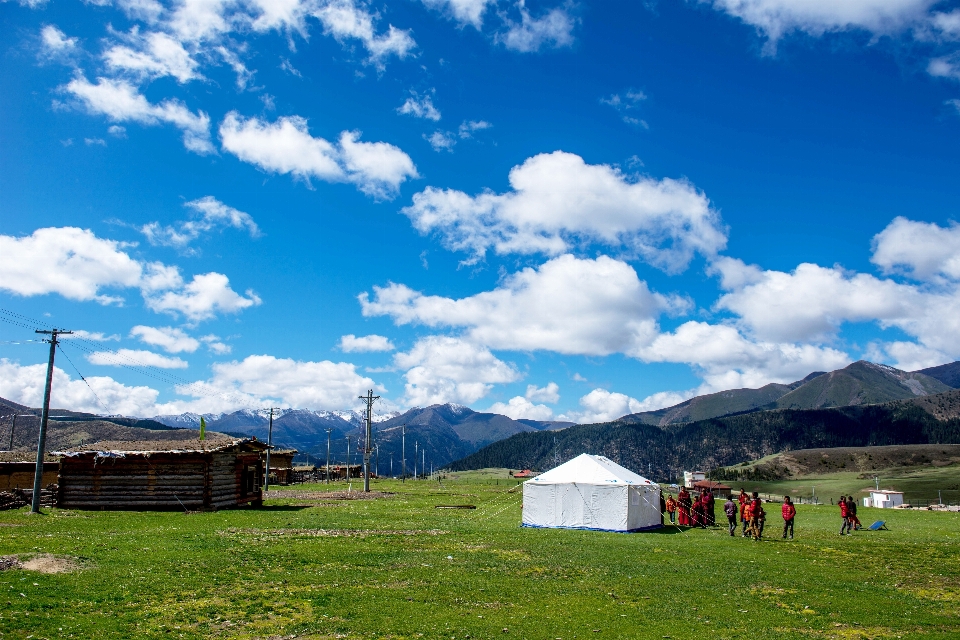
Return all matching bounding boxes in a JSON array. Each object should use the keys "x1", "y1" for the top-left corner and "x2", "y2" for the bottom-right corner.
[{"x1": 53, "y1": 436, "x2": 267, "y2": 457}]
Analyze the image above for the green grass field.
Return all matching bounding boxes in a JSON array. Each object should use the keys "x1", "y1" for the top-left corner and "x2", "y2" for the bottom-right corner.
[{"x1": 2, "y1": 474, "x2": 960, "y2": 639}]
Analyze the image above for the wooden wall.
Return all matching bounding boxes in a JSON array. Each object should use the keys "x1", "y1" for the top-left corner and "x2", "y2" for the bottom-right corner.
[{"x1": 0, "y1": 462, "x2": 58, "y2": 491}]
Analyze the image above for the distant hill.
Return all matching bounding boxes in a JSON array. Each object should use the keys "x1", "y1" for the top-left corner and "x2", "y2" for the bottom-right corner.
[
  {"x1": 916, "y1": 361, "x2": 960, "y2": 389},
  {"x1": 773, "y1": 361, "x2": 950, "y2": 410},
  {"x1": 151, "y1": 403, "x2": 569, "y2": 470},
  {"x1": 448, "y1": 388, "x2": 960, "y2": 478}
]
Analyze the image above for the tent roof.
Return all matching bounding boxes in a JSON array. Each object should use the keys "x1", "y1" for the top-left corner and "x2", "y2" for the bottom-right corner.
[{"x1": 526, "y1": 453, "x2": 656, "y2": 486}]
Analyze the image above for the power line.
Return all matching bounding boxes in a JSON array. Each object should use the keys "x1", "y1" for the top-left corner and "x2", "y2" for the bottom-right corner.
[{"x1": 55, "y1": 343, "x2": 112, "y2": 416}]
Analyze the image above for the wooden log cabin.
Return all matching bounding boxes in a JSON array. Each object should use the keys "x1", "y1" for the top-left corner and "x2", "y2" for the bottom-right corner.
[
  {"x1": 267, "y1": 448, "x2": 298, "y2": 485},
  {"x1": 0, "y1": 453, "x2": 59, "y2": 490},
  {"x1": 55, "y1": 437, "x2": 267, "y2": 510}
]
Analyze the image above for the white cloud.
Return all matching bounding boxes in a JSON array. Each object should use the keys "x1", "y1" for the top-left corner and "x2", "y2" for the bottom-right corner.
[
  {"x1": 65, "y1": 330, "x2": 121, "y2": 342},
  {"x1": 424, "y1": 130, "x2": 457, "y2": 152},
  {"x1": 339, "y1": 334, "x2": 396, "y2": 352},
  {"x1": 487, "y1": 395, "x2": 554, "y2": 420},
  {"x1": 88, "y1": 348, "x2": 189, "y2": 369},
  {"x1": 402, "y1": 151, "x2": 726, "y2": 271},
  {"x1": 143, "y1": 272, "x2": 261, "y2": 322},
  {"x1": 497, "y1": 2, "x2": 576, "y2": 53},
  {"x1": 141, "y1": 196, "x2": 261, "y2": 249},
  {"x1": 130, "y1": 325, "x2": 200, "y2": 353},
  {"x1": 928, "y1": 53, "x2": 960, "y2": 81},
  {"x1": 108, "y1": 125, "x2": 127, "y2": 137},
  {"x1": 866, "y1": 340, "x2": 950, "y2": 372},
  {"x1": 361, "y1": 254, "x2": 688, "y2": 355},
  {"x1": 39, "y1": 25, "x2": 78, "y2": 58},
  {"x1": 398, "y1": 90, "x2": 441, "y2": 121},
  {"x1": 103, "y1": 30, "x2": 201, "y2": 83},
  {"x1": 117, "y1": 0, "x2": 165, "y2": 23},
  {"x1": 219, "y1": 112, "x2": 418, "y2": 199},
  {"x1": 526, "y1": 381, "x2": 559, "y2": 403},
  {"x1": 871, "y1": 216, "x2": 960, "y2": 281},
  {"x1": 560, "y1": 387, "x2": 697, "y2": 424},
  {"x1": 393, "y1": 336, "x2": 520, "y2": 406},
  {"x1": 932, "y1": 9, "x2": 960, "y2": 38},
  {"x1": 312, "y1": 0, "x2": 417, "y2": 67},
  {"x1": 948, "y1": 98, "x2": 960, "y2": 114},
  {"x1": 63, "y1": 75, "x2": 213, "y2": 154},
  {"x1": 197, "y1": 354, "x2": 381, "y2": 411},
  {"x1": 0, "y1": 358, "x2": 162, "y2": 417},
  {"x1": 713, "y1": 258, "x2": 918, "y2": 343},
  {"x1": 0, "y1": 227, "x2": 142, "y2": 304},
  {"x1": 632, "y1": 320, "x2": 852, "y2": 393},
  {"x1": 200, "y1": 334, "x2": 232, "y2": 355},
  {"x1": 706, "y1": 0, "x2": 938, "y2": 51},
  {"x1": 6, "y1": 0, "x2": 49, "y2": 8},
  {"x1": 421, "y1": 0, "x2": 495, "y2": 28},
  {"x1": 458, "y1": 119, "x2": 491, "y2": 138},
  {"x1": 85, "y1": 137, "x2": 107, "y2": 146}
]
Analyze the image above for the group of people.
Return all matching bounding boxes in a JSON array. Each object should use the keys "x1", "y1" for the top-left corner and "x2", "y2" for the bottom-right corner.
[
  {"x1": 838, "y1": 494, "x2": 862, "y2": 534},
  {"x1": 664, "y1": 487, "x2": 717, "y2": 527},
  {"x1": 663, "y1": 488, "x2": 797, "y2": 541}
]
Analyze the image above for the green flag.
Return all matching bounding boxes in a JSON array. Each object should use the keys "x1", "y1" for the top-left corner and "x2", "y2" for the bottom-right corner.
[{"x1": 199, "y1": 416, "x2": 206, "y2": 441}]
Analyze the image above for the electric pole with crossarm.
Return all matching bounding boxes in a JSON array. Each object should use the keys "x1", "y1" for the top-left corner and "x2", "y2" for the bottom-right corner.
[
  {"x1": 264, "y1": 407, "x2": 280, "y2": 492},
  {"x1": 32, "y1": 328, "x2": 72, "y2": 513},
  {"x1": 358, "y1": 389, "x2": 380, "y2": 492}
]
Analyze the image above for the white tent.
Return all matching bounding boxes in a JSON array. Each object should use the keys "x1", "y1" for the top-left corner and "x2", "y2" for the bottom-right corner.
[{"x1": 522, "y1": 454, "x2": 662, "y2": 532}]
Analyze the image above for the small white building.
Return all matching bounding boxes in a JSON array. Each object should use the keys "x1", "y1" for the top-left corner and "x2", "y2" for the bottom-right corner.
[
  {"x1": 863, "y1": 490, "x2": 904, "y2": 508},
  {"x1": 683, "y1": 471, "x2": 705, "y2": 488}
]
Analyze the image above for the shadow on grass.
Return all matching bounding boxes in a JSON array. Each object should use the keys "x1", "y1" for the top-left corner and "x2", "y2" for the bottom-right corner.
[
  {"x1": 647, "y1": 525, "x2": 691, "y2": 535},
  {"x1": 256, "y1": 505, "x2": 313, "y2": 512}
]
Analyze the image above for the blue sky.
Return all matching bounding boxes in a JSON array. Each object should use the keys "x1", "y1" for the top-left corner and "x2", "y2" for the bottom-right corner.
[{"x1": 2, "y1": 0, "x2": 960, "y2": 422}]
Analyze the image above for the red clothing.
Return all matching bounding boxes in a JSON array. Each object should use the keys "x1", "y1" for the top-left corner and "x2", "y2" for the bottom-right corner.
[
  {"x1": 839, "y1": 501, "x2": 848, "y2": 518},
  {"x1": 782, "y1": 502, "x2": 796, "y2": 520}
]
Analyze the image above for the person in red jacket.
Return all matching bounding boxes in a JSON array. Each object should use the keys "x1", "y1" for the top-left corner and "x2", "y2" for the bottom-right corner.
[
  {"x1": 839, "y1": 495, "x2": 851, "y2": 535},
  {"x1": 738, "y1": 489, "x2": 749, "y2": 536},
  {"x1": 781, "y1": 495, "x2": 796, "y2": 539}
]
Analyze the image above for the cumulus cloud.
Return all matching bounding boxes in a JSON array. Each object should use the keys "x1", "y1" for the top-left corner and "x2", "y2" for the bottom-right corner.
[
  {"x1": 487, "y1": 395, "x2": 554, "y2": 420},
  {"x1": 39, "y1": 25, "x2": 78, "y2": 59},
  {"x1": 526, "y1": 381, "x2": 559, "y2": 403},
  {"x1": 0, "y1": 227, "x2": 260, "y2": 322},
  {"x1": 63, "y1": 75, "x2": 213, "y2": 154},
  {"x1": 130, "y1": 325, "x2": 200, "y2": 353},
  {"x1": 0, "y1": 227, "x2": 142, "y2": 304},
  {"x1": 87, "y1": 348, "x2": 189, "y2": 369},
  {"x1": 143, "y1": 272, "x2": 261, "y2": 322},
  {"x1": 339, "y1": 334, "x2": 396, "y2": 352},
  {"x1": 871, "y1": 216, "x2": 960, "y2": 281},
  {"x1": 424, "y1": 130, "x2": 457, "y2": 152},
  {"x1": 361, "y1": 254, "x2": 689, "y2": 355},
  {"x1": 312, "y1": 0, "x2": 417, "y2": 67},
  {"x1": 560, "y1": 387, "x2": 695, "y2": 424},
  {"x1": 393, "y1": 336, "x2": 520, "y2": 406},
  {"x1": 706, "y1": 0, "x2": 938, "y2": 51},
  {"x1": 421, "y1": 0, "x2": 495, "y2": 28},
  {"x1": 398, "y1": 90, "x2": 441, "y2": 121},
  {"x1": 497, "y1": 2, "x2": 576, "y2": 53},
  {"x1": 402, "y1": 151, "x2": 725, "y2": 271},
  {"x1": 141, "y1": 196, "x2": 260, "y2": 249},
  {"x1": 458, "y1": 119, "x2": 491, "y2": 138},
  {"x1": 220, "y1": 112, "x2": 418, "y2": 199},
  {"x1": 103, "y1": 30, "x2": 201, "y2": 83},
  {"x1": 0, "y1": 359, "x2": 162, "y2": 417},
  {"x1": 928, "y1": 53, "x2": 960, "y2": 81}
]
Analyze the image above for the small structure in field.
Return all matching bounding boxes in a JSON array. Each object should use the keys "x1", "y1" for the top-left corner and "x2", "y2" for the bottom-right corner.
[
  {"x1": 266, "y1": 448, "x2": 298, "y2": 485},
  {"x1": 511, "y1": 469, "x2": 537, "y2": 478},
  {"x1": 522, "y1": 454, "x2": 662, "y2": 532},
  {"x1": 0, "y1": 452, "x2": 59, "y2": 490},
  {"x1": 864, "y1": 490, "x2": 904, "y2": 509},
  {"x1": 683, "y1": 471, "x2": 705, "y2": 488},
  {"x1": 55, "y1": 437, "x2": 267, "y2": 511},
  {"x1": 692, "y1": 480, "x2": 732, "y2": 499}
]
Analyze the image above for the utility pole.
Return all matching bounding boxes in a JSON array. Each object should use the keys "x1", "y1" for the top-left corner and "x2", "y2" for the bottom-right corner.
[
  {"x1": 375, "y1": 443, "x2": 379, "y2": 478},
  {"x1": 8, "y1": 414, "x2": 31, "y2": 451},
  {"x1": 325, "y1": 428, "x2": 333, "y2": 484},
  {"x1": 414, "y1": 441, "x2": 419, "y2": 479},
  {"x1": 345, "y1": 436, "x2": 350, "y2": 481},
  {"x1": 401, "y1": 425, "x2": 406, "y2": 482},
  {"x1": 358, "y1": 390, "x2": 380, "y2": 492},
  {"x1": 423, "y1": 448, "x2": 426, "y2": 481},
  {"x1": 32, "y1": 328, "x2": 72, "y2": 513},
  {"x1": 264, "y1": 407, "x2": 280, "y2": 492}
]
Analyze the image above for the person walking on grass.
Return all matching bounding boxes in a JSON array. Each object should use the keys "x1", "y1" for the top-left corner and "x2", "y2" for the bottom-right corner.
[
  {"x1": 665, "y1": 494, "x2": 677, "y2": 525},
  {"x1": 737, "y1": 487, "x2": 750, "y2": 537},
  {"x1": 724, "y1": 495, "x2": 738, "y2": 536},
  {"x1": 781, "y1": 495, "x2": 796, "y2": 540},
  {"x1": 846, "y1": 496, "x2": 861, "y2": 531},
  {"x1": 677, "y1": 488, "x2": 692, "y2": 526},
  {"x1": 707, "y1": 489, "x2": 717, "y2": 527},
  {"x1": 839, "y1": 495, "x2": 851, "y2": 535}
]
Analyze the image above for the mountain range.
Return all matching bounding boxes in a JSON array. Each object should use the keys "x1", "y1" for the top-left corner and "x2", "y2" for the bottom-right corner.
[{"x1": 449, "y1": 361, "x2": 960, "y2": 475}]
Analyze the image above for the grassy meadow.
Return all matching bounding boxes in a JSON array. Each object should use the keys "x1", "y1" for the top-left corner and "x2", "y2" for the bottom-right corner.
[{"x1": 1, "y1": 472, "x2": 960, "y2": 639}]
